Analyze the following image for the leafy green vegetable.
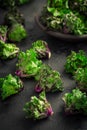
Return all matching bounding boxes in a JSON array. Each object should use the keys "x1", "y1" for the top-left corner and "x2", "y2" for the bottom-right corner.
[
  {"x1": 74, "y1": 68, "x2": 87, "y2": 92},
  {"x1": 0, "y1": 74, "x2": 23, "y2": 100},
  {"x1": 0, "y1": 40, "x2": 19, "y2": 59},
  {"x1": 47, "y1": 0, "x2": 69, "y2": 10},
  {"x1": 40, "y1": 0, "x2": 87, "y2": 35},
  {"x1": 4, "y1": 8, "x2": 25, "y2": 27},
  {"x1": 47, "y1": 0, "x2": 69, "y2": 16},
  {"x1": 0, "y1": 25, "x2": 8, "y2": 42},
  {"x1": 31, "y1": 40, "x2": 51, "y2": 59},
  {"x1": 62, "y1": 88, "x2": 87, "y2": 114},
  {"x1": 23, "y1": 91, "x2": 53, "y2": 120},
  {"x1": 62, "y1": 11, "x2": 87, "y2": 35},
  {"x1": 35, "y1": 64, "x2": 63, "y2": 92},
  {"x1": 69, "y1": 0, "x2": 87, "y2": 16},
  {"x1": 16, "y1": 49, "x2": 43, "y2": 78},
  {"x1": 65, "y1": 50, "x2": 87, "y2": 75},
  {"x1": 40, "y1": 7, "x2": 67, "y2": 31},
  {"x1": 4, "y1": 5, "x2": 26, "y2": 43},
  {"x1": 8, "y1": 23, "x2": 27, "y2": 42}
]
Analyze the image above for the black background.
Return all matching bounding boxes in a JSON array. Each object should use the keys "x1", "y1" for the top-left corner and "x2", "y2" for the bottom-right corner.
[{"x1": 0, "y1": 0, "x2": 87, "y2": 130}]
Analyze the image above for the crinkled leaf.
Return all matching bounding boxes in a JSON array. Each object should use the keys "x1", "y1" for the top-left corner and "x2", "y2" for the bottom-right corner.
[
  {"x1": 23, "y1": 91, "x2": 53, "y2": 120},
  {"x1": 0, "y1": 74, "x2": 23, "y2": 100}
]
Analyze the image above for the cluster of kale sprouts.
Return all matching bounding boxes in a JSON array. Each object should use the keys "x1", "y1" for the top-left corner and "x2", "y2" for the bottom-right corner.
[
  {"x1": 0, "y1": 38, "x2": 63, "y2": 120},
  {"x1": 0, "y1": 0, "x2": 28, "y2": 59},
  {"x1": 63, "y1": 50, "x2": 87, "y2": 115},
  {"x1": 40, "y1": 0, "x2": 87, "y2": 35},
  {"x1": 1, "y1": 0, "x2": 87, "y2": 121},
  {"x1": 15, "y1": 40, "x2": 63, "y2": 120},
  {"x1": 0, "y1": 0, "x2": 27, "y2": 44}
]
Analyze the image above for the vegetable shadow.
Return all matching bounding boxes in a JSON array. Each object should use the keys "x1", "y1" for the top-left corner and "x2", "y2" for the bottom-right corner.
[{"x1": 59, "y1": 107, "x2": 87, "y2": 130}]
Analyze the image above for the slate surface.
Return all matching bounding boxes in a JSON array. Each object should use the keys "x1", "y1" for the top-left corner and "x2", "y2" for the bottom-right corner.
[{"x1": 0, "y1": 0, "x2": 87, "y2": 130}]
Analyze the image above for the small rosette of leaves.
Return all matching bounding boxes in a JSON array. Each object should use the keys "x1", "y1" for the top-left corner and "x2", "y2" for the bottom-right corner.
[
  {"x1": 16, "y1": 49, "x2": 43, "y2": 78},
  {"x1": 23, "y1": 91, "x2": 53, "y2": 120},
  {"x1": 62, "y1": 88, "x2": 87, "y2": 115},
  {"x1": 0, "y1": 74, "x2": 23, "y2": 100},
  {"x1": 40, "y1": 7, "x2": 68, "y2": 32},
  {"x1": 47, "y1": 0, "x2": 69, "y2": 15},
  {"x1": 65, "y1": 50, "x2": 87, "y2": 75},
  {"x1": 4, "y1": 9, "x2": 25, "y2": 27},
  {"x1": 40, "y1": 0, "x2": 69, "y2": 29},
  {"x1": 69, "y1": 0, "x2": 87, "y2": 16},
  {"x1": 35, "y1": 64, "x2": 63, "y2": 93},
  {"x1": 8, "y1": 23, "x2": 27, "y2": 42},
  {"x1": 74, "y1": 68, "x2": 87, "y2": 92},
  {"x1": 0, "y1": 25, "x2": 8, "y2": 42},
  {"x1": 62, "y1": 11, "x2": 87, "y2": 35},
  {"x1": 0, "y1": 40, "x2": 19, "y2": 59},
  {"x1": 31, "y1": 40, "x2": 51, "y2": 59}
]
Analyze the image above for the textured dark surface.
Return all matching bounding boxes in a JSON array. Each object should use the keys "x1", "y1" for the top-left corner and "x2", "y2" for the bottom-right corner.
[{"x1": 0, "y1": 0, "x2": 87, "y2": 130}]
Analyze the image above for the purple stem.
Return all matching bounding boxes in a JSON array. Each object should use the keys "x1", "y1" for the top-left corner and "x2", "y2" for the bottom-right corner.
[
  {"x1": 47, "y1": 107, "x2": 53, "y2": 116},
  {"x1": 15, "y1": 70, "x2": 22, "y2": 77},
  {"x1": 35, "y1": 83, "x2": 43, "y2": 92},
  {"x1": 45, "y1": 44, "x2": 51, "y2": 59},
  {"x1": 0, "y1": 35, "x2": 6, "y2": 42}
]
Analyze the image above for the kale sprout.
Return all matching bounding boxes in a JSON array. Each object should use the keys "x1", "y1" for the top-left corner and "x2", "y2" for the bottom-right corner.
[
  {"x1": 0, "y1": 25, "x2": 8, "y2": 42},
  {"x1": 47, "y1": 0, "x2": 69, "y2": 16},
  {"x1": 8, "y1": 23, "x2": 27, "y2": 42},
  {"x1": 0, "y1": 74, "x2": 23, "y2": 100},
  {"x1": 62, "y1": 88, "x2": 87, "y2": 115},
  {"x1": 0, "y1": 40, "x2": 19, "y2": 59},
  {"x1": 62, "y1": 11, "x2": 87, "y2": 35},
  {"x1": 15, "y1": 49, "x2": 43, "y2": 78},
  {"x1": 23, "y1": 91, "x2": 53, "y2": 120},
  {"x1": 74, "y1": 68, "x2": 87, "y2": 92},
  {"x1": 4, "y1": 7, "x2": 26, "y2": 42},
  {"x1": 69, "y1": 0, "x2": 87, "y2": 16},
  {"x1": 31, "y1": 40, "x2": 51, "y2": 59},
  {"x1": 35, "y1": 64, "x2": 63, "y2": 93},
  {"x1": 65, "y1": 50, "x2": 87, "y2": 75},
  {"x1": 4, "y1": 9, "x2": 25, "y2": 27}
]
